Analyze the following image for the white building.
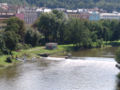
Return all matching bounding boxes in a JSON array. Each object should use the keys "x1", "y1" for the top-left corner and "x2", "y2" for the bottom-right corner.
[
  {"x1": 100, "y1": 13, "x2": 120, "y2": 20},
  {"x1": 17, "y1": 7, "x2": 38, "y2": 24},
  {"x1": 43, "y1": 9, "x2": 52, "y2": 13}
]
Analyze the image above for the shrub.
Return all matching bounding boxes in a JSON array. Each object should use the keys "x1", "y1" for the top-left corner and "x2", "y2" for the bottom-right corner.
[
  {"x1": 25, "y1": 29, "x2": 43, "y2": 47},
  {"x1": 16, "y1": 43, "x2": 31, "y2": 50},
  {"x1": 5, "y1": 57, "x2": 12, "y2": 63},
  {"x1": 2, "y1": 49, "x2": 11, "y2": 55},
  {"x1": 115, "y1": 48, "x2": 120, "y2": 63}
]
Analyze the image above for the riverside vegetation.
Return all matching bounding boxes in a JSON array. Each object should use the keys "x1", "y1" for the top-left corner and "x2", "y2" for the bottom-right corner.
[
  {"x1": 1, "y1": 10, "x2": 120, "y2": 67},
  {"x1": 2, "y1": 0, "x2": 120, "y2": 12}
]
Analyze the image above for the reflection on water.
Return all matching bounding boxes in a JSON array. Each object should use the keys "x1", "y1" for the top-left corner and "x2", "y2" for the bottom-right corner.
[
  {"x1": 0, "y1": 47, "x2": 119, "y2": 90},
  {"x1": 116, "y1": 73, "x2": 120, "y2": 90},
  {"x1": 72, "y1": 47, "x2": 119, "y2": 58}
]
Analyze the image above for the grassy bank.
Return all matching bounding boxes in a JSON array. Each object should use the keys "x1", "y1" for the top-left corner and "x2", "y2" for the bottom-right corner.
[
  {"x1": 1, "y1": 41, "x2": 119, "y2": 68},
  {"x1": 0, "y1": 44, "x2": 74, "y2": 67}
]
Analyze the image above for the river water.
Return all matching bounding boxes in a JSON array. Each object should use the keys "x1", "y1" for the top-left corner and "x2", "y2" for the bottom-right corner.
[{"x1": 0, "y1": 47, "x2": 119, "y2": 90}]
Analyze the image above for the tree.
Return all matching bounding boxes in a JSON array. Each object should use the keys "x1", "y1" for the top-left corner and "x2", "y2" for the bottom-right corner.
[
  {"x1": 0, "y1": 34, "x2": 6, "y2": 53},
  {"x1": 65, "y1": 18, "x2": 92, "y2": 48},
  {"x1": 33, "y1": 10, "x2": 66, "y2": 43},
  {"x1": 115, "y1": 48, "x2": 120, "y2": 64},
  {"x1": 5, "y1": 17, "x2": 26, "y2": 42},
  {"x1": 4, "y1": 31, "x2": 19, "y2": 51},
  {"x1": 112, "y1": 22, "x2": 120, "y2": 40},
  {"x1": 25, "y1": 29, "x2": 43, "y2": 47}
]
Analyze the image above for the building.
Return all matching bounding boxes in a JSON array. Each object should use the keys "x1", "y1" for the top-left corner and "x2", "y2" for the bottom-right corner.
[
  {"x1": 44, "y1": 8, "x2": 52, "y2": 13},
  {"x1": 17, "y1": 7, "x2": 38, "y2": 24},
  {"x1": 0, "y1": 3, "x2": 8, "y2": 10},
  {"x1": 46, "y1": 43, "x2": 58, "y2": 50},
  {"x1": 89, "y1": 11, "x2": 100, "y2": 21},
  {"x1": 0, "y1": 12, "x2": 15, "y2": 30},
  {"x1": 100, "y1": 12, "x2": 120, "y2": 20},
  {"x1": 66, "y1": 9, "x2": 90, "y2": 19},
  {"x1": 24, "y1": 7, "x2": 38, "y2": 24},
  {"x1": 67, "y1": 13, "x2": 90, "y2": 19}
]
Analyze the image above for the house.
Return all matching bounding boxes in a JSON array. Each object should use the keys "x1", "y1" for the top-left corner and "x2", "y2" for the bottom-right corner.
[
  {"x1": 100, "y1": 12, "x2": 120, "y2": 20},
  {"x1": 67, "y1": 12, "x2": 90, "y2": 20},
  {"x1": 89, "y1": 11, "x2": 100, "y2": 21},
  {"x1": 24, "y1": 7, "x2": 38, "y2": 24},
  {"x1": 0, "y1": 12, "x2": 15, "y2": 30},
  {"x1": 66, "y1": 9, "x2": 90, "y2": 20},
  {"x1": 16, "y1": 7, "x2": 38, "y2": 24},
  {"x1": 46, "y1": 43, "x2": 58, "y2": 50}
]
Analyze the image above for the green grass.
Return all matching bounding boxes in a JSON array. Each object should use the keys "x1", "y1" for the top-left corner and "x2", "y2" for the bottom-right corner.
[
  {"x1": 0, "y1": 44, "x2": 74, "y2": 67},
  {"x1": 12, "y1": 44, "x2": 74, "y2": 57},
  {"x1": 0, "y1": 55, "x2": 19, "y2": 67},
  {"x1": 104, "y1": 40, "x2": 120, "y2": 47}
]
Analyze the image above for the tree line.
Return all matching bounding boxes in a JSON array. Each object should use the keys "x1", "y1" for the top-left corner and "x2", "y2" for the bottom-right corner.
[
  {"x1": 33, "y1": 10, "x2": 120, "y2": 47},
  {"x1": 1, "y1": 10, "x2": 120, "y2": 55},
  {"x1": 2, "y1": 0, "x2": 120, "y2": 12}
]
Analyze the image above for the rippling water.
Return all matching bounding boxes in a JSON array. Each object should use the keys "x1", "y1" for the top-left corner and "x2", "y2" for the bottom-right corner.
[{"x1": 0, "y1": 47, "x2": 119, "y2": 90}]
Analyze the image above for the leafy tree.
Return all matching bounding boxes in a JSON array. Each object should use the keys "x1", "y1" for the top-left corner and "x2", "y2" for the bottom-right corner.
[
  {"x1": 0, "y1": 34, "x2": 6, "y2": 53},
  {"x1": 34, "y1": 10, "x2": 66, "y2": 42},
  {"x1": 115, "y1": 48, "x2": 120, "y2": 64},
  {"x1": 5, "y1": 17, "x2": 26, "y2": 42},
  {"x1": 2, "y1": 0, "x2": 120, "y2": 12},
  {"x1": 3, "y1": 31, "x2": 19, "y2": 51},
  {"x1": 25, "y1": 29, "x2": 43, "y2": 47},
  {"x1": 111, "y1": 22, "x2": 120, "y2": 40},
  {"x1": 65, "y1": 18, "x2": 92, "y2": 48}
]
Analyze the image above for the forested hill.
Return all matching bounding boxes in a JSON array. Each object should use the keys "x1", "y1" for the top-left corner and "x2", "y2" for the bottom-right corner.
[{"x1": 1, "y1": 0, "x2": 120, "y2": 11}]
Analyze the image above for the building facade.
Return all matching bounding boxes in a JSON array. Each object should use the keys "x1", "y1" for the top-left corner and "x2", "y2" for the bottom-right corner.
[
  {"x1": 24, "y1": 7, "x2": 38, "y2": 24},
  {"x1": 67, "y1": 11, "x2": 90, "y2": 20},
  {"x1": 17, "y1": 7, "x2": 38, "y2": 24},
  {"x1": 89, "y1": 11, "x2": 100, "y2": 21},
  {"x1": 100, "y1": 13, "x2": 120, "y2": 20}
]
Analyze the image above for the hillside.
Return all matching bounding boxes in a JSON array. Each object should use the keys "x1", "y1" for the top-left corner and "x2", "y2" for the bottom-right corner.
[{"x1": 1, "y1": 0, "x2": 120, "y2": 11}]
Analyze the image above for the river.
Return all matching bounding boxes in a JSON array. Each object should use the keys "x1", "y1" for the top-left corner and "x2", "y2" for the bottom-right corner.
[{"x1": 0, "y1": 47, "x2": 119, "y2": 90}]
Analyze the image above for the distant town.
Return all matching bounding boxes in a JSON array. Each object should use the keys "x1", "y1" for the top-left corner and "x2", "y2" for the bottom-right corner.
[{"x1": 0, "y1": 2, "x2": 120, "y2": 26}]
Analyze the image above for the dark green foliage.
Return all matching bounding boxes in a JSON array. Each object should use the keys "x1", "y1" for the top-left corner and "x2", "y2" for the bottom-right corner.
[
  {"x1": 15, "y1": 43, "x2": 31, "y2": 50},
  {"x1": 0, "y1": 17, "x2": 27, "y2": 54},
  {"x1": 116, "y1": 48, "x2": 120, "y2": 63},
  {"x1": 2, "y1": 0, "x2": 120, "y2": 11},
  {"x1": 0, "y1": 0, "x2": 27, "y2": 5},
  {"x1": 34, "y1": 10, "x2": 66, "y2": 43},
  {"x1": 25, "y1": 29, "x2": 43, "y2": 47},
  {"x1": 65, "y1": 18, "x2": 92, "y2": 48},
  {"x1": 96, "y1": 39, "x2": 103, "y2": 48},
  {"x1": 4, "y1": 31, "x2": 19, "y2": 51},
  {"x1": 0, "y1": 34, "x2": 5, "y2": 51},
  {"x1": 5, "y1": 17, "x2": 26, "y2": 42},
  {"x1": 5, "y1": 57, "x2": 12, "y2": 63}
]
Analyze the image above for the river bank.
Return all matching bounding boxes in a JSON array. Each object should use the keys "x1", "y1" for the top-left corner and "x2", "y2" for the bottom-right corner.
[
  {"x1": 0, "y1": 42, "x2": 119, "y2": 68},
  {"x1": 0, "y1": 44, "x2": 74, "y2": 68}
]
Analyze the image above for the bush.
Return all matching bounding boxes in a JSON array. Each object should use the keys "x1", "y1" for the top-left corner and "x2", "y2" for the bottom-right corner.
[
  {"x1": 25, "y1": 29, "x2": 43, "y2": 47},
  {"x1": 96, "y1": 39, "x2": 103, "y2": 48},
  {"x1": 2, "y1": 49, "x2": 11, "y2": 55},
  {"x1": 23, "y1": 44, "x2": 31, "y2": 49},
  {"x1": 115, "y1": 48, "x2": 120, "y2": 63},
  {"x1": 4, "y1": 31, "x2": 19, "y2": 51},
  {"x1": 15, "y1": 43, "x2": 24, "y2": 50},
  {"x1": 5, "y1": 57, "x2": 12, "y2": 63},
  {"x1": 16, "y1": 43, "x2": 31, "y2": 50},
  {"x1": 0, "y1": 50, "x2": 3, "y2": 55}
]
